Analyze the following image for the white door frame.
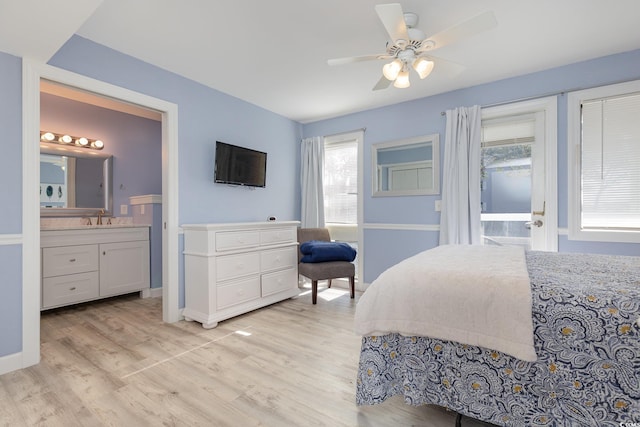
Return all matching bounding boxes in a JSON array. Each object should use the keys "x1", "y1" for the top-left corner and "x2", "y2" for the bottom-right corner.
[
  {"x1": 21, "y1": 59, "x2": 180, "y2": 369},
  {"x1": 481, "y1": 96, "x2": 558, "y2": 251}
]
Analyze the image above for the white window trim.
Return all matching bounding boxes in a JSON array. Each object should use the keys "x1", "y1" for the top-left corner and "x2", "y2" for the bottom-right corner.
[{"x1": 567, "y1": 80, "x2": 640, "y2": 243}]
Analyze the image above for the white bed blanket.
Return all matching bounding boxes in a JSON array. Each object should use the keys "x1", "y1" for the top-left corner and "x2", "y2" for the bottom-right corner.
[{"x1": 354, "y1": 245, "x2": 537, "y2": 362}]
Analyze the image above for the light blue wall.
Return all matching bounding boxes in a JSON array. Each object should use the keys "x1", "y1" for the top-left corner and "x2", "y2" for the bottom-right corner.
[
  {"x1": 0, "y1": 51, "x2": 23, "y2": 357},
  {"x1": 0, "y1": 52, "x2": 22, "y2": 233},
  {"x1": 303, "y1": 48, "x2": 640, "y2": 283},
  {"x1": 49, "y1": 36, "x2": 303, "y2": 226}
]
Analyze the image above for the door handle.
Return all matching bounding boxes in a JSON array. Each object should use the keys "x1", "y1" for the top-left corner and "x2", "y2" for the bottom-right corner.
[{"x1": 525, "y1": 220, "x2": 543, "y2": 229}]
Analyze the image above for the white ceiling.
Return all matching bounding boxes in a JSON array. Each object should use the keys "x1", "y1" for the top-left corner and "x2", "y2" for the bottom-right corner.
[{"x1": 3, "y1": 0, "x2": 640, "y2": 123}]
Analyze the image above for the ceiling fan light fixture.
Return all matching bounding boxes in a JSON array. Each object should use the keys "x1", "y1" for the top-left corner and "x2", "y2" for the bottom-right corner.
[
  {"x1": 393, "y1": 69, "x2": 410, "y2": 88},
  {"x1": 413, "y1": 57, "x2": 435, "y2": 79},
  {"x1": 382, "y1": 59, "x2": 403, "y2": 81}
]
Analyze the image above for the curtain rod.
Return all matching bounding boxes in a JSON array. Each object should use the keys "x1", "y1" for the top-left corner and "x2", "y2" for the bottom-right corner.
[{"x1": 439, "y1": 76, "x2": 640, "y2": 116}]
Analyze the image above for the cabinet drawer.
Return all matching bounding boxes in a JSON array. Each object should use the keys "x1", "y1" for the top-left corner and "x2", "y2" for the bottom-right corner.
[
  {"x1": 260, "y1": 227, "x2": 296, "y2": 245},
  {"x1": 42, "y1": 271, "x2": 100, "y2": 309},
  {"x1": 216, "y1": 252, "x2": 260, "y2": 281},
  {"x1": 262, "y1": 267, "x2": 298, "y2": 297},
  {"x1": 217, "y1": 276, "x2": 261, "y2": 309},
  {"x1": 261, "y1": 246, "x2": 297, "y2": 273},
  {"x1": 216, "y1": 230, "x2": 260, "y2": 251},
  {"x1": 42, "y1": 244, "x2": 98, "y2": 277}
]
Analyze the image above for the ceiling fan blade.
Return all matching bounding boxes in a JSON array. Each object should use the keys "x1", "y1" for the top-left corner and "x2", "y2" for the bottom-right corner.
[
  {"x1": 418, "y1": 10, "x2": 497, "y2": 52},
  {"x1": 428, "y1": 55, "x2": 465, "y2": 76},
  {"x1": 375, "y1": 3, "x2": 409, "y2": 44},
  {"x1": 373, "y1": 75, "x2": 392, "y2": 91},
  {"x1": 327, "y1": 54, "x2": 391, "y2": 66}
]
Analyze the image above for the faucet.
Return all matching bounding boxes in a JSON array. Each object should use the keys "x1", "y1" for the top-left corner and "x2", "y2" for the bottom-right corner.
[{"x1": 97, "y1": 209, "x2": 105, "y2": 225}]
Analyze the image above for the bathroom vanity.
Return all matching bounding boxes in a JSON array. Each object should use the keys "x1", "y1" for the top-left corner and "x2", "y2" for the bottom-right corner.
[{"x1": 40, "y1": 226, "x2": 150, "y2": 310}]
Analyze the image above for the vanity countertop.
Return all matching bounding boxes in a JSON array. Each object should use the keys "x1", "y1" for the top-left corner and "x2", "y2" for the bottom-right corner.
[{"x1": 41, "y1": 224, "x2": 150, "y2": 231}]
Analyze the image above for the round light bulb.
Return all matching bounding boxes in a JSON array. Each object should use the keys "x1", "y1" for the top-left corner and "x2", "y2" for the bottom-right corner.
[
  {"x1": 92, "y1": 140, "x2": 104, "y2": 149},
  {"x1": 41, "y1": 132, "x2": 55, "y2": 141},
  {"x1": 59, "y1": 135, "x2": 72, "y2": 143},
  {"x1": 393, "y1": 70, "x2": 410, "y2": 88},
  {"x1": 77, "y1": 137, "x2": 89, "y2": 146},
  {"x1": 413, "y1": 57, "x2": 435, "y2": 79},
  {"x1": 382, "y1": 59, "x2": 403, "y2": 81}
]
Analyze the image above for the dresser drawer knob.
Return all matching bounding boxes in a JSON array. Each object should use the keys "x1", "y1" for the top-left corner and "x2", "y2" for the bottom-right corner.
[
  {"x1": 69, "y1": 258, "x2": 76, "y2": 262},
  {"x1": 69, "y1": 286, "x2": 77, "y2": 291}
]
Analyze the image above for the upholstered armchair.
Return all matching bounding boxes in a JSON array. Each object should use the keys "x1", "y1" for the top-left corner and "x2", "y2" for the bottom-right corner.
[{"x1": 297, "y1": 228, "x2": 355, "y2": 304}]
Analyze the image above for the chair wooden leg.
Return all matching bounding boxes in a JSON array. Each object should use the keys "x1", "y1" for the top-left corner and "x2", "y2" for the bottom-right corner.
[
  {"x1": 312, "y1": 280, "x2": 318, "y2": 304},
  {"x1": 328, "y1": 279, "x2": 332, "y2": 288},
  {"x1": 349, "y1": 276, "x2": 355, "y2": 299}
]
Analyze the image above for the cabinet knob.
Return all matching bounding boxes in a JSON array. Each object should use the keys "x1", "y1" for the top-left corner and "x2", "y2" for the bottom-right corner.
[
  {"x1": 69, "y1": 258, "x2": 76, "y2": 262},
  {"x1": 103, "y1": 251, "x2": 106, "y2": 255},
  {"x1": 69, "y1": 287, "x2": 76, "y2": 291}
]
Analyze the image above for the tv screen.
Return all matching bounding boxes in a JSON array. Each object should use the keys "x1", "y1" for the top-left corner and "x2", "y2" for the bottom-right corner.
[{"x1": 214, "y1": 141, "x2": 267, "y2": 187}]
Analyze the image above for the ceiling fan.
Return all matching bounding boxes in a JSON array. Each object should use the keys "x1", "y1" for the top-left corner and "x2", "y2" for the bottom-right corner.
[{"x1": 328, "y1": 3, "x2": 497, "y2": 90}]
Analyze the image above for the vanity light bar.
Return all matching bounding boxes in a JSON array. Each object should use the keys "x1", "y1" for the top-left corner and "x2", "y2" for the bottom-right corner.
[{"x1": 40, "y1": 131, "x2": 104, "y2": 150}]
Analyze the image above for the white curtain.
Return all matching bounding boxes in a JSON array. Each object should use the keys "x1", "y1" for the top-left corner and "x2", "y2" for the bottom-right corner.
[
  {"x1": 439, "y1": 105, "x2": 482, "y2": 245},
  {"x1": 300, "y1": 136, "x2": 325, "y2": 228}
]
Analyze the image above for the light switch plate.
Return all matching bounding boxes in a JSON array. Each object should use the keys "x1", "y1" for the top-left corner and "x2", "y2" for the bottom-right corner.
[
  {"x1": 435, "y1": 200, "x2": 442, "y2": 212},
  {"x1": 120, "y1": 204, "x2": 128, "y2": 215}
]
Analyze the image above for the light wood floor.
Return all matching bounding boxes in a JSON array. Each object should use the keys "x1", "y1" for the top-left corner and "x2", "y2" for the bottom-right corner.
[{"x1": 0, "y1": 284, "x2": 492, "y2": 426}]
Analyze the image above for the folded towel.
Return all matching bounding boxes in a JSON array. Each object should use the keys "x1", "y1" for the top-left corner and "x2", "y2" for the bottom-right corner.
[{"x1": 300, "y1": 240, "x2": 356, "y2": 263}]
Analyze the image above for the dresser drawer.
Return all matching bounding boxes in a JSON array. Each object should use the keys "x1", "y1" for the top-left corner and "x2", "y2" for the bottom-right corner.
[
  {"x1": 216, "y1": 252, "x2": 260, "y2": 281},
  {"x1": 262, "y1": 267, "x2": 297, "y2": 297},
  {"x1": 42, "y1": 271, "x2": 100, "y2": 309},
  {"x1": 217, "y1": 276, "x2": 261, "y2": 309},
  {"x1": 261, "y1": 246, "x2": 297, "y2": 273},
  {"x1": 260, "y1": 227, "x2": 296, "y2": 245},
  {"x1": 215, "y1": 230, "x2": 260, "y2": 251},
  {"x1": 42, "y1": 244, "x2": 99, "y2": 277}
]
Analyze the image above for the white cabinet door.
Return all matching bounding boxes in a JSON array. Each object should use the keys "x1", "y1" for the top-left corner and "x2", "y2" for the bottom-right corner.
[{"x1": 99, "y1": 241, "x2": 150, "y2": 297}]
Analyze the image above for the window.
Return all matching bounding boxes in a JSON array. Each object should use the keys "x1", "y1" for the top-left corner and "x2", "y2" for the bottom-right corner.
[
  {"x1": 323, "y1": 138, "x2": 357, "y2": 224},
  {"x1": 568, "y1": 80, "x2": 640, "y2": 242}
]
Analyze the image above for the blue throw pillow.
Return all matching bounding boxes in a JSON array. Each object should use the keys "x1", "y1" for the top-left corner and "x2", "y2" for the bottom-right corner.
[{"x1": 300, "y1": 240, "x2": 356, "y2": 263}]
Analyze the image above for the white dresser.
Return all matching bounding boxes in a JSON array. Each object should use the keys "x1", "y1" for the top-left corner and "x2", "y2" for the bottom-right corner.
[
  {"x1": 182, "y1": 221, "x2": 300, "y2": 328},
  {"x1": 41, "y1": 226, "x2": 150, "y2": 310}
]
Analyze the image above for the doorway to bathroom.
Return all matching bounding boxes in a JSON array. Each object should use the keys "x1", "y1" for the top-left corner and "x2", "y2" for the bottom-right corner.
[{"x1": 22, "y1": 60, "x2": 180, "y2": 368}]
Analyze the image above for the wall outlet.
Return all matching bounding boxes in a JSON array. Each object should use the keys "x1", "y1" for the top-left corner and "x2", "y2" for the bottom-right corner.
[
  {"x1": 435, "y1": 200, "x2": 442, "y2": 212},
  {"x1": 120, "y1": 204, "x2": 128, "y2": 215},
  {"x1": 140, "y1": 204, "x2": 145, "y2": 215}
]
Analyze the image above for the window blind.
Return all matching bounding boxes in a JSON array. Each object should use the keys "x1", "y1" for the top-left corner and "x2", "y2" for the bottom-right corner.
[
  {"x1": 323, "y1": 139, "x2": 357, "y2": 224},
  {"x1": 581, "y1": 93, "x2": 640, "y2": 229}
]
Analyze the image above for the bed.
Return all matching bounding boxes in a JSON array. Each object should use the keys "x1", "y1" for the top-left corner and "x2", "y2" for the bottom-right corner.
[{"x1": 354, "y1": 245, "x2": 640, "y2": 426}]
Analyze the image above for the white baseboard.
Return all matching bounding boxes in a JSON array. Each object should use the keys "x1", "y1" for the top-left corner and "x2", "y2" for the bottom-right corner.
[
  {"x1": 0, "y1": 351, "x2": 23, "y2": 376},
  {"x1": 141, "y1": 287, "x2": 163, "y2": 298}
]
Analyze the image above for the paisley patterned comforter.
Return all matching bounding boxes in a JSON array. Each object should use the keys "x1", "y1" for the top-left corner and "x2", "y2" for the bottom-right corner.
[{"x1": 356, "y1": 251, "x2": 640, "y2": 426}]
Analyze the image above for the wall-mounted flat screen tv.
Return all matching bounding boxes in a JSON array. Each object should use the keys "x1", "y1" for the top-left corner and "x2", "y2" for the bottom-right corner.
[{"x1": 214, "y1": 141, "x2": 267, "y2": 187}]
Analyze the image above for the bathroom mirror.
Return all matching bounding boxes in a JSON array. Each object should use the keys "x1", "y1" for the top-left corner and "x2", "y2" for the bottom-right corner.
[
  {"x1": 40, "y1": 146, "x2": 113, "y2": 217},
  {"x1": 372, "y1": 134, "x2": 440, "y2": 197}
]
